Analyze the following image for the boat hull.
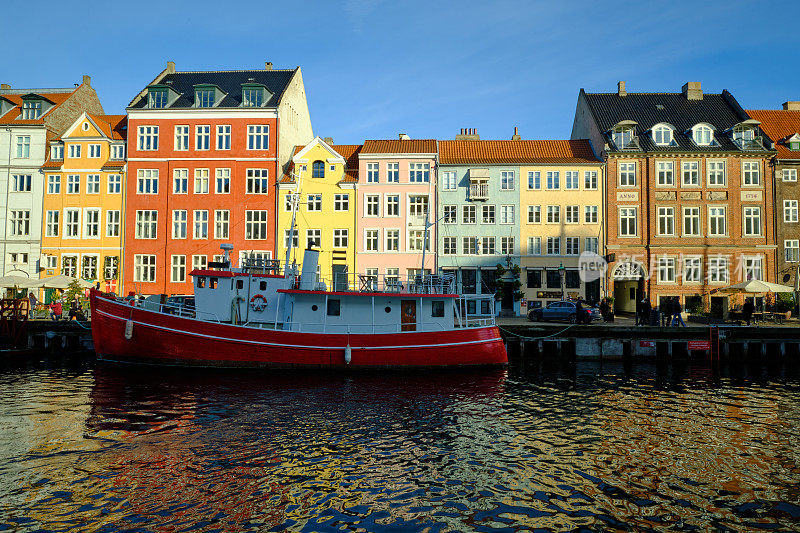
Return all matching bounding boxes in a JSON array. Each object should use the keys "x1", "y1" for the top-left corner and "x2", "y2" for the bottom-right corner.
[{"x1": 90, "y1": 290, "x2": 507, "y2": 368}]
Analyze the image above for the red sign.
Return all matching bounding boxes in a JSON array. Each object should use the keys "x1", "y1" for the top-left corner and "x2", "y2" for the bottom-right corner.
[
  {"x1": 688, "y1": 340, "x2": 711, "y2": 350},
  {"x1": 639, "y1": 340, "x2": 655, "y2": 348}
]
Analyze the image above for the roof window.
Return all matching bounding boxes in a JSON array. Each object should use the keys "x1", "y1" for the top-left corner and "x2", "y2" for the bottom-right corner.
[
  {"x1": 691, "y1": 123, "x2": 716, "y2": 146},
  {"x1": 611, "y1": 122, "x2": 639, "y2": 150},
  {"x1": 148, "y1": 89, "x2": 168, "y2": 108},
  {"x1": 242, "y1": 84, "x2": 268, "y2": 107},
  {"x1": 195, "y1": 88, "x2": 215, "y2": 107},
  {"x1": 651, "y1": 123, "x2": 675, "y2": 146},
  {"x1": 21, "y1": 100, "x2": 42, "y2": 119}
]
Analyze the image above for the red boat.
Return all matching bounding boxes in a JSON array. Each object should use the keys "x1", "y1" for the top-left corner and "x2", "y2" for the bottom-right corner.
[{"x1": 89, "y1": 248, "x2": 507, "y2": 368}]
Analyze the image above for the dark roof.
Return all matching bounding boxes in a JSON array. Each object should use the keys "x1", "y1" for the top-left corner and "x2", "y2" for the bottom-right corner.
[
  {"x1": 129, "y1": 69, "x2": 296, "y2": 109},
  {"x1": 582, "y1": 90, "x2": 767, "y2": 152}
]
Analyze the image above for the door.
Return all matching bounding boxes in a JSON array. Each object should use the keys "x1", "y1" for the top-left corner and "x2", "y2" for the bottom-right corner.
[
  {"x1": 401, "y1": 300, "x2": 416, "y2": 332},
  {"x1": 585, "y1": 279, "x2": 600, "y2": 305},
  {"x1": 331, "y1": 264, "x2": 348, "y2": 292}
]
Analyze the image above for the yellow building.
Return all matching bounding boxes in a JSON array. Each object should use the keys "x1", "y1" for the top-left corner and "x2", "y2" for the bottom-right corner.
[
  {"x1": 519, "y1": 141, "x2": 605, "y2": 312},
  {"x1": 41, "y1": 113, "x2": 127, "y2": 293},
  {"x1": 277, "y1": 137, "x2": 361, "y2": 287}
]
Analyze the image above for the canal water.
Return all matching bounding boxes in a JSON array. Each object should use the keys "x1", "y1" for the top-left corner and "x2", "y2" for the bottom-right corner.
[{"x1": 0, "y1": 359, "x2": 798, "y2": 532}]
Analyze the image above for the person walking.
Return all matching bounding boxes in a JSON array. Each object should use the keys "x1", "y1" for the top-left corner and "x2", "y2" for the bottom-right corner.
[
  {"x1": 672, "y1": 297, "x2": 686, "y2": 327},
  {"x1": 599, "y1": 298, "x2": 610, "y2": 322},
  {"x1": 742, "y1": 299, "x2": 755, "y2": 326},
  {"x1": 641, "y1": 296, "x2": 651, "y2": 327},
  {"x1": 661, "y1": 298, "x2": 672, "y2": 327},
  {"x1": 28, "y1": 292, "x2": 38, "y2": 316}
]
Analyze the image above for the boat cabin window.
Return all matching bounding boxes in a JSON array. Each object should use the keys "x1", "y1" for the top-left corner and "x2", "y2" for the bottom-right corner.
[
  {"x1": 197, "y1": 277, "x2": 206, "y2": 288},
  {"x1": 481, "y1": 300, "x2": 491, "y2": 314},
  {"x1": 210, "y1": 277, "x2": 218, "y2": 289},
  {"x1": 260, "y1": 281, "x2": 267, "y2": 290},
  {"x1": 312, "y1": 305, "x2": 318, "y2": 311},
  {"x1": 467, "y1": 300, "x2": 477, "y2": 314},
  {"x1": 237, "y1": 279, "x2": 244, "y2": 289},
  {"x1": 327, "y1": 299, "x2": 341, "y2": 316},
  {"x1": 431, "y1": 300, "x2": 444, "y2": 317},
  {"x1": 385, "y1": 306, "x2": 391, "y2": 313}
]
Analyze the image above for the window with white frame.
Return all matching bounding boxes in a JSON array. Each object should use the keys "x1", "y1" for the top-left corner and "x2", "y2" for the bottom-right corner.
[
  {"x1": 462, "y1": 237, "x2": 477, "y2": 255},
  {"x1": 528, "y1": 171, "x2": 541, "y2": 190},
  {"x1": 84, "y1": 209, "x2": 100, "y2": 238},
  {"x1": 565, "y1": 237, "x2": 580, "y2": 255},
  {"x1": 16, "y1": 136, "x2": 30, "y2": 158},
  {"x1": 408, "y1": 230, "x2": 427, "y2": 251},
  {"x1": 584, "y1": 170, "x2": 598, "y2": 190},
  {"x1": 742, "y1": 256, "x2": 763, "y2": 281},
  {"x1": 528, "y1": 205, "x2": 541, "y2": 223},
  {"x1": 86, "y1": 174, "x2": 100, "y2": 194},
  {"x1": 217, "y1": 125, "x2": 231, "y2": 150},
  {"x1": 546, "y1": 237, "x2": 561, "y2": 255},
  {"x1": 743, "y1": 161, "x2": 760, "y2": 186},
  {"x1": 106, "y1": 210, "x2": 120, "y2": 237},
  {"x1": 194, "y1": 169, "x2": 209, "y2": 194},
  {"x1": 246, "y1": 169, "x2": 269, "y2": 194},
  {"x1": 565, "y1": 171, "x2": 579, "y2": 190},
  {"x1": 242, "y1": 87, "x2": 263, "y2": 107},
  {"x1": 108, "y1": 174, "x2": 121, "y2": 194},
  {"x1": 619, "y1": 207, "x2": 637, "y2": 236},
  {"x1": 784, "y1": 168, "x2": 798, "y2": 182},
  {"x1": 45, "y1": 211, "x2": 59, "y2": 237},
  {"x1": 656, "y1": 161, "x2": 674, "y2": 186},
  {"x1": 67, "y1": 175, "x2": 80, "y2": 194},
  {"x1": 612, "y1": 127, "x2": 633, "y2": 149},
  {"x1": 245, "y1": 210, "x2": 269, "y2": 240},
  {"x1": 11, "y1": 174, "x2": 31, "y2": 192},
  {"x1": 68, "y1": 143, "x2": 80, "y2": 159},
  {"x1": 134, "y1": 255, "x2": 156, "y2": 282},
  {"x1": 283, "y1": 230, "x2": 298, "y2": 249},
  {"x1": 306, "y1": 194, "x2": 322, "y2": 211},
  {"x1": 409, "y1": 163, "x2": 430, "y2": 183},
  {"x1": 47, "y1": 175, "x2": 60, "y2": 194},
  {"x1": 171, "y1": 255, "x2": 186, "y2": 283},
  {"x1": 82, "y1": 255, "x2": 98, "y2": 280},
  {"x1": 284, "y1": 193, "x2": 297, "y2": 212},
  {"x1": 148, "y1": 89, "x2": 168, "y2": 109},
  {"x1": 366, "y1": 195, "x2": 380, "y2": 216},
  {"x1": 546, "y1": 205, "x2": 560, "y2": 223},
  {"x1": 215, "y1": 168, "x2": 230, "y2": 193},
  {"x1": 175, "y1": 125, "x2": 189, "y2": 150},
  {"x1": 367, "y1": 163, "x2": 379, "y2": 183},
  {"x1": 585, "y1": 205, "x2": 598, "y2": 223},
  {"x1": 173, "y1": 169, "x2": 188, "y2": 194},
  {"x1": 387, "y1": 162, "x2": 399, "y2": 183},
  {"x1": 500, "y1": 171, "x2": 515, "y2": 190},
  {"x1": 172, "y1": 210, "x2": 187, "y2": 239},
  {"x1": 364, "y1": 229, "x2": 379, "y2": 251},
  {"x1": 45, "y1": 255, "x2": 57, "y2": 270},
  {"x1": 301, "y1": 228, "x2": 319, "y2": 249},
  {"x1": 462, "y1": 205, "x2": 476, "y2": 224},
  {"x1": 443, "y1": 205, "x2": 457, "y2": 224},
  {"x1": 684, "y1": 256, "x2": 702, "y2": 283},
  {"x1": 195, "y1": 88, "x2": 215, "y2": 107},
  {"x1": 385, "y1": 229, "x2": 399, "y2": 251},
  {"x1": 137, "y1": 169, "x2": 158, "y2": 194},
  {"x1": 565, "y1": 205, "x2": 579, "y2": 224},
  {"x1": 193, "y1": 210, "x2": 208, "y2": 239},
  {"x1": 658, "y1": 257, "x2": 676, "y2": 282},
  {"x1": 195, "y1": 125, "x2": 210, "y2": 150},
  {"x1": 683, "y1": 207, "x2": 700, "y2": 236},
  {"x1": 477, "y1": 236, "x2": 493, "y2": 255},
  {"x1": 385, "y1": 195, "x2": 399, "y2": 216},
  {"x1": 482, "y1": 205, "x2": 495, "y2": 224},
  {"x1": 9, "y1": 210, "x2": 29, "y2": 236},
  {"x1": 51, "y1": 144, "x2": 64, "y2": 160},
  {"x1": 192, "y1": 255, "x2": 208, "y2": 271},
  {"x1": 64, "y1": 209, "x2": 80, "y2": 238},
  {"x1": 546, "y1": 171, "x2": 560, "y2": 189},
  {"x1": 619, "y1": 162, "x2": 636, "y2": 186},
  {"x1": 104, "y1": 256, "x2": 119, "y2": 280},
  {"x1": 657, "y1": 206, "x2": 675, "y2": 236},
  {"x1": 529, "y1": 237, "x2": 541, "y2": 255},
  {"x1": 22, "y1": 100, "x2": 42, "y2": 119},
  {"x1": 135, "y1": 210, "x2": 157, "y2": 239},
  {"x1": 707, "y1": 160, "x2": 726, "y2": 186},
  {"x1": 442, "y1": 171, "x2": 457, "y2": 190},
  {"x1": 785, "y1": 240, "x2": 799, "y2": 262},
  {"x1": 585, "y1": 237, "x2": 599, "y2": 253},
  {"x1": 408, "y1": 196, "x2": 428, "y2": 219},
  {"x1": 785, "y1": 200, "x2": 799, "y2": 223},
  {"x1": 215, "y1": 210, "x2": 229, "y2": 239},
  {"x1": 111, "y1": 145, "x2": 125, "y2": 160},
  {"x1": 693, "y1": 124, "x2": 713, "y2": 146},
  {"x1": 62, "y1": 256, "x2": 77, "y2": 277},
  {"x1": 443, "y1": 236, "x2": 457, "y2": 255},
  {"x1": 137, "y1": 126, "x2": 158, "y2": 151},
  {"x1": 708, "y1": 206, "x2": 727, "y2": 236},
  {"x1": 333, "y1": 229, "x2": 349, "y2": 248},
  {"x1": 334, "y1": 194, "x2": 349, "y2": 211},
  {"x1": 652, "y1": 124, "x2": 673, "y2": 146},
  {"x1": 247, "y1": 125, "x2": 269, "y2": 150},
  {"x1": 682, "y1": 161, "x2": 700, "y2": 186},
  {"x1": 743, "y1": 206, "x2": 761, "y2": 236},
  {"x1": 88, "y1": 144, "x2": 101, "y2": 158}
]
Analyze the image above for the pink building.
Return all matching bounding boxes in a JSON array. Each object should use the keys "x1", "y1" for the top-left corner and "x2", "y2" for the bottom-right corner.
[{"x1": 356, "y1": 138, "x2": 437, "y2": 283}]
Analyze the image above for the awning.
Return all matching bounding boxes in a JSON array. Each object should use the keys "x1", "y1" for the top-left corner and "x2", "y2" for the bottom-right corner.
[
  {"x1": 716, "y1": 279, "x2": 794, "y2": 294},
  {"x1": 469, "y1": 168, "x2": 490, "y2": 179}
]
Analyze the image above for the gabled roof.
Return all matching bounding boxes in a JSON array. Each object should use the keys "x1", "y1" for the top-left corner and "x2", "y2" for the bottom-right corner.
[
  {"x1": 361, "y1": 139, "x2": 437, "y2": 154},
  {"x1": 280, "y1": 144, "x2": 362, "y2": 184},
  {"x1": 747, "y1": 109, "x2": 800, "y2": 160},
  {"x1": 87, "y1": 114, "x2": 127, "y2": 140},
  {"x1": 438, "y1": 140, "x2": 601, "y2": 165},
  {"x1": 0, "y1": 87, "x2": 76, "y2": 125},
  {"x1": 129, "y1": 68, "x2": 297, "y2": 109},
  {"x1": 582, "y1": 89, "x2": 759, "y2": 152}
]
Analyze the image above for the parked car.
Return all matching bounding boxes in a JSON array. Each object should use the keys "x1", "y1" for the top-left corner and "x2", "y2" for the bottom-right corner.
[
  {"x1": 166, "y1": 295, "x2": 195, "y2": 316},
  {"x1": 528, "y1": 301, "x2": 600, "y2": 323}
]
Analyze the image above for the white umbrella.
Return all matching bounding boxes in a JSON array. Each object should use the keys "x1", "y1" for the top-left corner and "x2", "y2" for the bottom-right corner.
[
  {"x1": 718, "y1": 279, "x2": 795, "y2": 294},
  {"x1": 26, "y1": 274, "x2": 93, "y2": 289},
  {"x1": 0, "y1": 275, "x2": 33, "y2": 288}
]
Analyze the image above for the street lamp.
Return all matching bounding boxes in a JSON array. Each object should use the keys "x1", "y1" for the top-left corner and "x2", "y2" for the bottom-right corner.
[{"x1": 559, "y1": 261, "x2": 565, "y2": 300}]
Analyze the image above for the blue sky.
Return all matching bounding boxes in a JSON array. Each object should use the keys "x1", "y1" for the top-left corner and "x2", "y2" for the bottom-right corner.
[{"x1": 3, "y1": 0, "x2": 798, "y2": 144}]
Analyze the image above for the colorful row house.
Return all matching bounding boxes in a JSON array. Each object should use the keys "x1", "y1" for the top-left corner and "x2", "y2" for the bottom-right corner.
[
  {"x1": 572, "y1": 81, "x2": 777, "y2": 314},
  {"x1": 41, "y1": 113, "x2": 127, "y2": 293},
  {"x1": 0, "y1": 77, "x2": 103, "y2": 279},
  {"x1": 123, "y1": 62, "x2": 312, "y2": 295}
]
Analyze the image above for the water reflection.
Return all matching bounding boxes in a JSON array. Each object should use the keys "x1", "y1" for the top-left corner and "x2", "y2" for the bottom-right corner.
[{"x1": 0, "y1": 360, "x2": 798, "y2": 531}]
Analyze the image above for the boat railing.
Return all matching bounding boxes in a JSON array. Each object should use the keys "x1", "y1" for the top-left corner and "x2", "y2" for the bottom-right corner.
[
  {"x1": 240, "y1": 257, "x2": 282, "y2": 273},
  {"x1": 277, "y1": 318, "x2": 493, "y2": 334},
  {"x1": 114, "y1": 296, "x2": 223, "y2": 323},
  {"x1": 308, "y1": 272, "x2": 456, "y2": 295}
]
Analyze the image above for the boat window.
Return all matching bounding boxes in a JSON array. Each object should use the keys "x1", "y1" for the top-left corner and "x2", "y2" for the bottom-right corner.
[
  {"x1": 327, "y1": 299, "x2": 341, "y2": 316},
  {"x1": 210, "y1": 277, "x2": 218, "y2": 289},
  {"x1": 385, "y1": 306, "x2": 391, "y2": 313},
  {"x1": 467, "y1": 300, "x2": 477, "y2": 314},
  {"x1": 431, "y1": 300, "x2": 444, "y2": 317},
  {"x1": 237, "y1": 279, "x2": 244, "y2": 289},
  {"x1": 260, "y1": 281, "x2": 267, "y2": 290},
  {"x1": 312, "y1": 305, "x2": 318, "y2": 311},
  {"x1": 197, "y1": 277, "x2": 206, "y2": 288},
  {"x1": 480, "y1": 300, "x2": 491, "y2": 315}
]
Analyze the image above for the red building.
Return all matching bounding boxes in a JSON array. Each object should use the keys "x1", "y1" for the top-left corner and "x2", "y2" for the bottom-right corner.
[{"x1": 124, "y1": 62, "x2": 312, "y2": 295}]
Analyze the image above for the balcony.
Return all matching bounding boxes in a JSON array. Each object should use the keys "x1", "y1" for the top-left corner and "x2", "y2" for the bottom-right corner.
[{"x1": 469, "y1": 182, "x2": 489, "y2": 201}]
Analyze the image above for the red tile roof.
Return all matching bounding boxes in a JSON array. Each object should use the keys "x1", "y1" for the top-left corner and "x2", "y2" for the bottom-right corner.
[
  {"x1": 41, "y1": 159, "x2": 62, "y2": 170},
  {"x1": 747, "y1": 109, "x2": 800, "y2": 160},
  {"x1": 438, "y1": 140, "x2": 601, "y2": 165},
  {"x1": 361, "y1": 139, "x2": 437, "y2": 154},
  {"x1": 0, "y1": 89, "x2": 76, "y2": 125},
  {"x1": 87, "y1": 113, "x2": 127, "y2": 140}
]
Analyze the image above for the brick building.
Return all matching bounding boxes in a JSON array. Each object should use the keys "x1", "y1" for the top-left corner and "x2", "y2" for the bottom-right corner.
[
  {"x1": 124, "y1": 62, "x2": 312, "y2": 295},
  {"x1": 572, "y1": 81, "x2": 776, "y2": 315}
]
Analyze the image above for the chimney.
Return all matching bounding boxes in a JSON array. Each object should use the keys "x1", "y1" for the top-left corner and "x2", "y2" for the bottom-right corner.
[
  {"x1": 455, "y1": 128, "x2": 480, "y2": 141},
  {"x1": 783, "y1": 101, "x2": 800, "y2": 111},
  {"x1": 682, "y1": 81, "x2": 702, "y2": 100},
  {"x1": 323, "y1": 137, "x2": 334, "y2": 145},
  {"x1": 166, "y1": 61, "x2": 175, "y2": 74},
  {"x1": 399, "y1": 133, "x2": 410, "y2": 140},
  {"x1": 512, "y1": 126, "x2": 521, "y2": 140},
  {"x1": 265, "y1": 62, "x2": 273, "y2": 70},
  {"x1": 617, "y1": 81, "x2": 627, "y2": 97},
  {"x1": 82, "y1": 75, "x2": 91, "y2": 86},
  {"x1": 0, "y1": 83, "x2": 10, "y2": 90}
]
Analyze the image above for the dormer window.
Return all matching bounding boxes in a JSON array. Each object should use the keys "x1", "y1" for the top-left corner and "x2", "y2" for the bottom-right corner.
[
  {"x1": 611, "y1": 122, "x2": 639, "y2": 150},
  {"x1": 242, "y1": 87, "x2": 263, "y2": 107},
  {"x1": 148, "y1": 89, "x2": 168, "y2": 108},
  {"x1": 312, "y1": 160, "x2": 325, "y2": 178},
  {"x1": 786, "y1": 134, "x2": 800, "y2": 151},
  {"x1": 692, "y1": 124, "x2": 714, "y2": 146},
  {"x1": 733, "y1": 125, "x2": 754, "y2": 143},
  {"x1": 21, "y1": 100, "x2": 42, "y2": 119},
  {"x1": 196, "y1": 88, "x2": 215, "y2": 107},
  {"x1": 651, "y1": 123, "x2": 674, "y2": 146},
  {"x1": 50, "y1": 144, "x2": 63, "y2": 160},
  {"x1": 732, "y1": 121, "x2": 762, "y2": 150}
]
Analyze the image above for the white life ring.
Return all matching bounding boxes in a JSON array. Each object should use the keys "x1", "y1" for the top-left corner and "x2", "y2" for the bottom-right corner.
[{"x1": 250, "y1": 294, "x2": 267, "y2": 312}]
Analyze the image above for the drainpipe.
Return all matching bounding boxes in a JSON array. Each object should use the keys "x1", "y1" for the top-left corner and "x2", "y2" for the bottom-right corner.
[{"x1": 3, "y1": 127, "x2": 13, "y2": 277}]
